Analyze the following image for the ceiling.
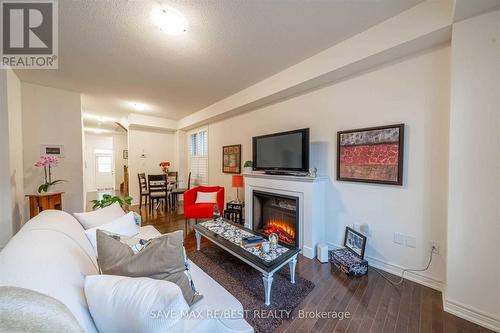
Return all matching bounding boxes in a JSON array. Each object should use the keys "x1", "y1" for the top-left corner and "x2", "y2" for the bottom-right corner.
[{"x1": 15, "y1": 0, "x2": 422, "y2": 121}]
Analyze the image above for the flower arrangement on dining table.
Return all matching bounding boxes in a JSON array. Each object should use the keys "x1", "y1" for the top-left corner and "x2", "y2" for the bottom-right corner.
[
  {"x1": 35, "y1": 155, "x2": 66, "y2": 193},
  {"x1": 159, "y1": 161, "x2": 171, "y2": 174}
]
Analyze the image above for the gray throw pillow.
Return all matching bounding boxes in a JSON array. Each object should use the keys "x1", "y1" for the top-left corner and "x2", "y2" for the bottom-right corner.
[
  {"x1": 96, "y1": 229, "x2": 202, "y2": 306},
  {"x1": 0, "y1": 286, "x2": 84, "y2": 333}
]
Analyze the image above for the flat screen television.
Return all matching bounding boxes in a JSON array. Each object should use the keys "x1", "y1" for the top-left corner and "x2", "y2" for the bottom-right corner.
[{"x1": 253, "y1": 128, "x2": 309, "y2": 172}]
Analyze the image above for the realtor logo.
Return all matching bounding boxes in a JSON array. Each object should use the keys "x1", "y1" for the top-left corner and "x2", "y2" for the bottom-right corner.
[{"x1": 1, "y1": 0, "x2": 58, "y2": 69}]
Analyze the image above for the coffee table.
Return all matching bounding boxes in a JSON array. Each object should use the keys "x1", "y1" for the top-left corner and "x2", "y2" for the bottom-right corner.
[{"x1": 194, "y1": 218, "x2": 300, "y2": 306}]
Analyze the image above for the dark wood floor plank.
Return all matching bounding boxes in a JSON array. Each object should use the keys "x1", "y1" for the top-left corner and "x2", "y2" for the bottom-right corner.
[
  {"x1": 395, "y1": 280, "x2": 413, "y2": 333},
  {"x1": 369, "y1": 277, "x2": 392, "y2": 333},
  {"x1": 357, "y1": 271, "x2": 388, "y2": 332},
  {"x1": 127, "y1": 203, "x2": 494, "y2": 333}
]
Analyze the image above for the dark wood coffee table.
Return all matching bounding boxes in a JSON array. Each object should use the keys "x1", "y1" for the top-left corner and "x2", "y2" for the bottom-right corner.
[{"x1": 194, "y1": 218, "x2": 300, "y2": 306}]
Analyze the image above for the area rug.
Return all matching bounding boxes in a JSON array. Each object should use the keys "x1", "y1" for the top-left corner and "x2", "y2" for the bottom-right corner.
[{"x1": 188, "y1": 245, "x2": 315, "y2": 333}]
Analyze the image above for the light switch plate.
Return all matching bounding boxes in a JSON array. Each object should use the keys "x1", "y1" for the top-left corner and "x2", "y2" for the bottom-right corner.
[
  {"x1": 405, "y1": 235, "x2": 417, "y2": 248},
  {"x1": 394, "y1": 232, "x2": 404, "y2": 245}
]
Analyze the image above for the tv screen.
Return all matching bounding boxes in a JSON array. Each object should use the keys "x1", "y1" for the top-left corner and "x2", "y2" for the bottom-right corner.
[{"x1": 253, "y1": 128, "x2": 309, "y2": 171}]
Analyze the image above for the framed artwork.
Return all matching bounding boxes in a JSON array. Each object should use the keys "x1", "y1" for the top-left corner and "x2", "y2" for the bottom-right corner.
[
  {"x1": 123, "y1": 150, "x2": 128, "y2": 159},
  {"x1": 337, "y1": 124, "x2": 404, "y2": 185},
  {"x1": 344, "y1": 227, "x2": 367, "y2": 259},
  {"x1": 222, "y1": 144, "x2": 241, "y2": 174},
  {"x1": 40, "y1": 144, "x2": 64, "y2": 157}
]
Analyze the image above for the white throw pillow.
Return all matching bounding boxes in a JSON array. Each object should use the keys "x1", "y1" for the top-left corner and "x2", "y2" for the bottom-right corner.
[
  {"x1": 195, "y1": 191, "x2": 217, "y2": 204},
  {"x1": 85, "y1": 275, "x2": 189, "y2": 333},
  {"x1": 84, "y1": 212, "x2": 139, "y2": 254},
  {"x1": 74, "y1": 203, "x2": 126, "y2": 229}
]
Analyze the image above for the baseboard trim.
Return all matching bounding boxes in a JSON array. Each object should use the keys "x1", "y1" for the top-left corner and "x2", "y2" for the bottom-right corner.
[
  {"x1": 444, "y1": 298, "x2": 500, "y2": 332},
  {"x1": 302, "y1": 245, "x2": 314, "y2": 259},
  {"x1": 326, "y1": 242, "x2": 444, "y2": 291}
]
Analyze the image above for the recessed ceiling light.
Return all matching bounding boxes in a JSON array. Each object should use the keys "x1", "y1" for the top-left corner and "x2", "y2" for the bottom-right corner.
[
  {"x1": 129, "y1": 102, "x2": 146, "y2": 111},
  {"x1": 151, "y1": 7, "x2": 188, "y2": 35}
]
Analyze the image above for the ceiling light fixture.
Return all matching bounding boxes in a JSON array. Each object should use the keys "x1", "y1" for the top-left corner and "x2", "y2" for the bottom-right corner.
[
  {"x1": 151, "y1": 6, "x2": 188, "y2": 35},
  {"x1": 129, "y1": 102, "x2": 147, "y2": 111}
]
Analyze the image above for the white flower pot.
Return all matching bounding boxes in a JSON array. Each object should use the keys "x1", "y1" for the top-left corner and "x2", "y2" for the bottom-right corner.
[{"x1": 243, "y1": 167, "x2": 253, "y2": 174}]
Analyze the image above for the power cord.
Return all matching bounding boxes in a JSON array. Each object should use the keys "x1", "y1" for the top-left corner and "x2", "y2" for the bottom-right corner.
[{"x1": 370, "y1": 245, "x2": 435, "y2": 287}]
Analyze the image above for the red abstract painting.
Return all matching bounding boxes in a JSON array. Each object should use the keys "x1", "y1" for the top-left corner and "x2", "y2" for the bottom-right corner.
[{"x1": 337, "y1": 124, "x2": 404, "y2": 185}]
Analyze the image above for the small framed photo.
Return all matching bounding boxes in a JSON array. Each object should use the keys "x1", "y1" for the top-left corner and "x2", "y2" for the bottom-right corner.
[
  {"x1": 344, "y1": 227, "x2": 367, "y2": 259},
  {"x1": 123, "y1": 150, "x2": 128, "y2": 159},
  {"x1": 222, "y1": 144, "x2": 241, "y2": 174},
  {"x1": 40, "y1": 144, "x2": 64, "y2": 157}
]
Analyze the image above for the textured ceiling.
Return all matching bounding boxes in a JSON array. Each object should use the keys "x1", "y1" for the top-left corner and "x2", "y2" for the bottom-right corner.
[{"x1": 15, "y1": 0, "x2": 421, "y2": 120}]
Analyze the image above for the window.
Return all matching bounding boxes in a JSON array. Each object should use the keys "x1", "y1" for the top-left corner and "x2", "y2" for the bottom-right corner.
[
  {"x1": 189, "y1": 129, "x2": 208, "y2": 185},
  {"x1": 96, "y1": 155, "x2": 112, "y2": 173}
]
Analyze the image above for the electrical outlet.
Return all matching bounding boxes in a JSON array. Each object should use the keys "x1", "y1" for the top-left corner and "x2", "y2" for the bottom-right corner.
[
  {"x1": 394, "y1": 232, "x2": 404, "y2": 245},
  {"x1": 405, "y1": 235, "x2": 416, "y2": 248},
  {"x1": 430, "y1": 241, "x2": 440, "y2": 255}
]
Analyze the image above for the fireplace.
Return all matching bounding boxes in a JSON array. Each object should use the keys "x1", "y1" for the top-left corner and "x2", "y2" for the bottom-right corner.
[{"x1": 252, "y1": 190, "x2": 299, "y2": 247}]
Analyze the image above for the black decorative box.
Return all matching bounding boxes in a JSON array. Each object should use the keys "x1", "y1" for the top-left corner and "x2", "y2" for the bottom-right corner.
[
  {"x1": 329, "y1": 248, "x2": 368, "y2": 277},
  {"x1": 330, "y1": 227, "x2": 368, "y2": 277}
]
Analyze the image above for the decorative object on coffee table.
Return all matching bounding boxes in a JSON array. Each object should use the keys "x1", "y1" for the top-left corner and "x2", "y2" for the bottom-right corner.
[
  {"x1": 194, "y1": 218, "x2": 300, "y2": 306},
  {"x1": 222, "y1": 144, "x2": 241, "y2": 174},
  {"x1": 337, "y1": 123, "x2": 404, "y2": 185},
  {"x1": 26, "y1": 192, "x2": 64, "y2": 218}
]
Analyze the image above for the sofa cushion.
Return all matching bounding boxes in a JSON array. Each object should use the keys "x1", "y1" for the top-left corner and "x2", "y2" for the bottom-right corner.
[
  {"x1": 195, "y1": 191, "x2": 217, "y2": 204},
  {"x1": 0, "y1": 286, "x2": 84, "y2": 333},
  {"x1": 0, "y1": 210, "x2": 99, "y2": 333},
  {"x1": 84, "y1": 212, "x2": 139, "y2": 254},
  {"x1": 85, "y1": 275, "x2": 189, "y2": 333},
  {"x1": 73, "y1": 203, "x2": 125, "y2": 229},
  {"x1": 97, "y1": 230, "x2": 203, "y2": 306}
]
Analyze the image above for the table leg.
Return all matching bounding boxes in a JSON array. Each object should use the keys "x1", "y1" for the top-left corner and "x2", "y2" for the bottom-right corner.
[
  {"x1": 262, "y1": 272, "x2": 274, "y2": 306},
  {"x1": 289, "y1": 254, "x2": 298, "y2": 284},
  {"x1": 195, "y1": 231, "x2": 201, "y2": 251}
]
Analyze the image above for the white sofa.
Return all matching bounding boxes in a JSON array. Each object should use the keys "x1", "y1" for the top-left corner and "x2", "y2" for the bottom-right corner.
[{"x1": 0, "y1": 210, "x2": 253, "y2": 333}]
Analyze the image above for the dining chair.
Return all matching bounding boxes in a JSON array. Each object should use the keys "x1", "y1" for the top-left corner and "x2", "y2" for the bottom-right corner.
[
  {"x1": 147, "y1": 174, "x2": 168, "y2": 213},
  {"x1": 171, "y1": 172, "x2": 191, "y2": 208},
  {"x1": 137, "y1": 173, "x2": 149, "y2": 210}
]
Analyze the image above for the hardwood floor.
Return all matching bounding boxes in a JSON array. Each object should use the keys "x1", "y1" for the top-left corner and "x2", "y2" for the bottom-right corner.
[{"x1": 131, "y1": 204, "x2": 493, "y2": 333}]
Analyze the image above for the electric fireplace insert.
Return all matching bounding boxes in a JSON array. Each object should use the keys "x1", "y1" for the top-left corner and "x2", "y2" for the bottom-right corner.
[{"x1": 252, "y1": 190, "x2": 299, "y2": 247}]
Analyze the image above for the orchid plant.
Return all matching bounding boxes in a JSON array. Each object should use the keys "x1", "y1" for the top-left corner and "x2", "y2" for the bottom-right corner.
[
  {"x1": 35, "y1": 155, "x2": 66, "y2": 193},
  {"x1": 159, "y1": 161, "x2": 171, "y2": 174}
]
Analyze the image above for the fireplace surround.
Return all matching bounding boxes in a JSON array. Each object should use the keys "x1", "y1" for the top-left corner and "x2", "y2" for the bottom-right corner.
[
  {"x1": 244, "y1": 172, "x2": 327, "y2": 259},
  {"x1": 253, "y1": 190, "x2": 299, "y2": 247}
]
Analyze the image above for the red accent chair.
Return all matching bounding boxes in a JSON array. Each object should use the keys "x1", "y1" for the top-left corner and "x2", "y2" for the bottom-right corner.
[{"x1": 184, "y1": 186, "x2": 225, "y2": 220}]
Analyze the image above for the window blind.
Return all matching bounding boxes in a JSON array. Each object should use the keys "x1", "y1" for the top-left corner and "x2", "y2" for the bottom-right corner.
[{"x1": 188, "y1": 129, "x2": 208, "y2": 185}]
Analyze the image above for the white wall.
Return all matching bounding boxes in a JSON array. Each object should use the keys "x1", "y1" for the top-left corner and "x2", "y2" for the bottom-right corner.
[
  {"x1": 6, "y1": 70, "x2": 24, "y2": 234},
  {"x1": 113, "y1": 133, "x2": 128, "y2": 189},
  {"x1": 0, "y1": 69, "x2": 24, "y2": 248},
  {"x1": 128, "y1": 127, "x2": 176, "y2": 204},
  {"x1": 206, "y1": 45, "x2": 451, "y2": 288},
  {"x1": 0, "y1": 69, "x2": 23, "y2": 247},
  {"x1": 84, "y1": 133, "x2": 113, "y2": 192},
  {"x1": 445, "y1": 10, "x2": 500, "y2": 330},
  {"x1": 22, "y1": 83, "x2": 85, "y2": 214}
]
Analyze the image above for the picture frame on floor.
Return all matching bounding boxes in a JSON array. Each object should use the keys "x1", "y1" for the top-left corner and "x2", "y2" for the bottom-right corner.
[
  {"x1": 344, "y1": 227, "x2": 367, "y2": 259},
  {"x1": 222, "y1": 144, "x2": 241, "y2": 174}
]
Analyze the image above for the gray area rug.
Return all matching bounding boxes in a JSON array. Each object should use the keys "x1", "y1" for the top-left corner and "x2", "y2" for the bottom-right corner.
[{"x1": 188, "y1": 245, "x2": 315, "y2": 333}]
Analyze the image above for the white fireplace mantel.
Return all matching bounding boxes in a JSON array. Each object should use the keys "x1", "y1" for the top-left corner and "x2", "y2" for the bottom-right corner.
[{"x1": 244, "y1": 172, "x2": 327, "y2": 259}]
